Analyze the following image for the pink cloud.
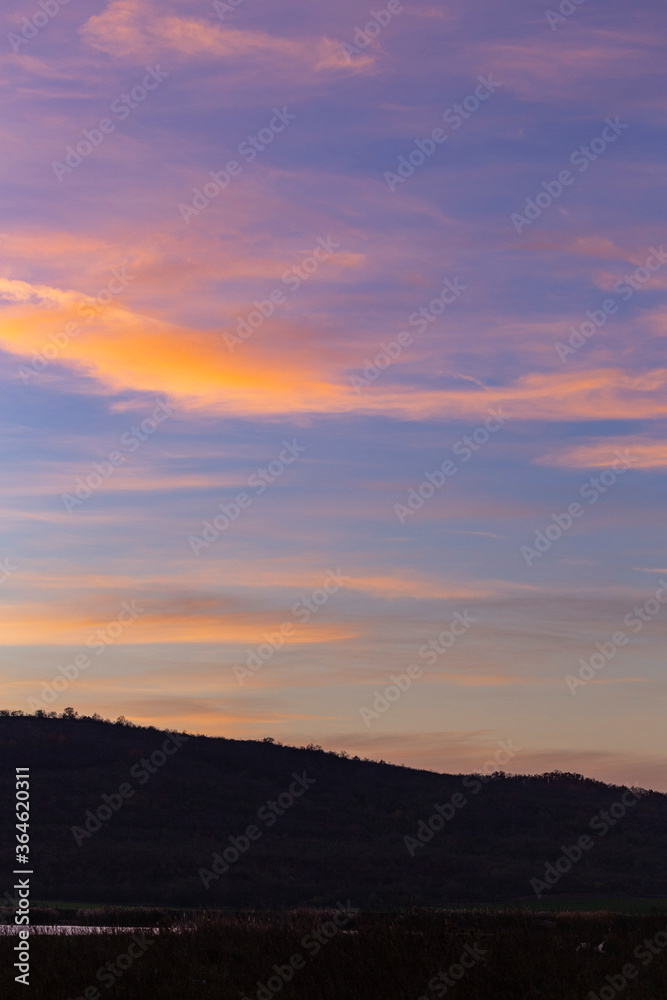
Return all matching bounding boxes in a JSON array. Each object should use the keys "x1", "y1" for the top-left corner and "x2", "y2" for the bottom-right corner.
[
  {"x1": 536, "y1": 436, "x2": 667, "y2": 470},
  {"x1": 79, "y1": 0, "x2": 365, "y2": 78}
]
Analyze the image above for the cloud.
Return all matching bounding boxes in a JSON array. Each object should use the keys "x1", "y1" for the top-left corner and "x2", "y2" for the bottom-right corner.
[
  {"x1": 4, "y1": 276, "x2": 667, "y2": 422},
  {"x1": 536, "y1": 436, "x2": 667, "y2": 469},
  {"x1": 0, "y1": 466, "x2": 245, "y2": 498},
  {"x1": 469, "y1": 28, "x2": 663, "y2": 104},
  {"x1": 431, "y1": 671, "x2": 523, "y2": 687},
  {"x1": 0, "y1": 600, "x2": 360, "y2": 646},
  {"x1": 0, "y1": 277, "x2": 76, "y2": 308},
  {"x1": 79, "y1": 0, "x2": 362, "y2": 76},
  {"x1": 344, "y1": 574, "x2": 542, "y2": 601}
]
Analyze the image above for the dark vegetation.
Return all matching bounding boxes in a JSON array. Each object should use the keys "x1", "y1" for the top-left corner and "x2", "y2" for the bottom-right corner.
[
  {"x1": 1, "y1": 711, "x2": 667, "y2": 909},
  {"x1": 2, "y1": 909, "x2": 667, "y2": 1000}
]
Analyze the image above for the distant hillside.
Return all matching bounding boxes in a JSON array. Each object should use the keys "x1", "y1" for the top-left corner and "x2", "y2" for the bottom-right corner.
[{"x1": 1, "y1": 712, "x2": 666, "y2": 908}]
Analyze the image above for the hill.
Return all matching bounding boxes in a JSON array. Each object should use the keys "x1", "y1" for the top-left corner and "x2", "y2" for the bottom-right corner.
[{"x1": 1, "y1": 711, "x2": 666, "y2": 909}]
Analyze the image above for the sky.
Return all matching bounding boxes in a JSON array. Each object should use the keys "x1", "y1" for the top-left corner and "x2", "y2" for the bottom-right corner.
[{"x1": 1, "y1": 0, "x2": 666, "y2": 790}]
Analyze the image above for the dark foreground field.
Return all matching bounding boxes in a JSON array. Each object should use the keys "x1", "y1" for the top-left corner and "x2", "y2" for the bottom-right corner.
[{"x1": 2, "y1": 909, "x2": 667, "y2": 1000}]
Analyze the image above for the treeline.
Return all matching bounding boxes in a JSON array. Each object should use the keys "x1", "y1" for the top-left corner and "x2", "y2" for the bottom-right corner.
[{"x1": 0, "y1": 709, "x2": 381, "y2": 761}]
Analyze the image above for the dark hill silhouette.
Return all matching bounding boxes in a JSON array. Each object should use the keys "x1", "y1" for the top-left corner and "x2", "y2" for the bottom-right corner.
[{"x1": 1, "y1": 711, "x2": 666, "y2": 908}]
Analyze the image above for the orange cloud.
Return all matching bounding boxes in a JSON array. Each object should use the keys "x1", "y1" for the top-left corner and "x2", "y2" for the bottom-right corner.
[
  {"x1": 4, "y1": 277, "x2": 667, "y2": 422},
  {"x1": 98, "y1": 698, "x2": 343, "y2": 733},
  {"x1": 344, "y1": 574, "x2": 540, "y2": 601},
  {"x1": 0, "y1": 604, "x2": 359, "y2": 646}
]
